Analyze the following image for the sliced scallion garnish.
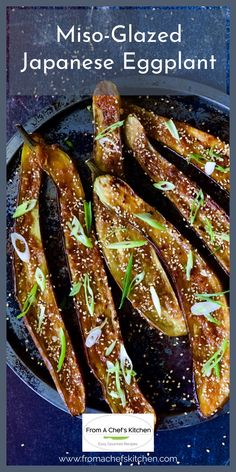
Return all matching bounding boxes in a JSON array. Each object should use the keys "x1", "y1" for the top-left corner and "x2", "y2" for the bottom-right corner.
[
  {"x1": 204, "y1": 217, "x2": 215, "y2": 244},
  {"x1": 57, "y1": 327, "x2": 67, "y2": 373},
  {"x1": 191, "y1": 301, "x2": 221, "y2": 325},
  {"x1": 106, "y1": 360, "x2": 126, "y2": 407},
  {"x1": 150, "y1": 286, "x2": 161, "y2": 316},
  {"x1": 215, "y1": 165, "x2": 230, "y2": 174},
  {"x1": 95, "y1": 120, "x2": 125, "y2": 141},
  {"x1": 13, "y1": 199, "x2": 37, "y2": 219},
  {"x1": 105, "y1": 340, "x2": 117, "y2": 357},
  {"x1": 68, "y1": 215, "x2": 93, "y2": 248},
  {"x1": 215, "y1": 232, "x2": 230, "y2": 243},
  {"x1": 35, "y1": 267, "x2": 46, "y2": 293},
  {"x1": 119, "y1": 255, "x2": 144, "y2": 308},
  {"x1": 153, "y1": 181, "x2": 175, "y2": 191},
  {"x1": 135, "y1": 212, "x2": 166, "y2": 231},
  {"x1": 202, "y1": 339, "x2": 228, "y2": 378},
  {"x1": 190, "y1": 189, "x2": 204, "y2": 224},
  {"x1": 164, "y1": 119, "x2": 180, "y2": 141},
  {"x1": 69, "y1": 281, "x2": 82, "y2": 297},
  {"x1": 83, "y1": 273, "x2": 94, "y2": 316},
  {"x1": 186, "y1": 250, "x2": 193, "y2": 281},
  {"x1": 106, "y1": 240, "x2": 147, "y2": 249},
  {"x1": 64, "y1": 138, "x2": 74, "y2": 149},
  {"x1": 84, "y1": 201, "x2": 92, "y2": 235},
  {"x1": 195, "y1": 290, "x2": 229, "y2": 300},
  {"x1": 17, "y1": 283, "x2": 38, "y2": 319},
  {"x1": 37, "y1": 304, "x2": 46, "y2": 333}
]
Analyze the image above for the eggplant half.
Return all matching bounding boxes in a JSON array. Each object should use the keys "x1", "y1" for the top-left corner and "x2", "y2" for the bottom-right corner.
[
  {"x1": 11, "y1": 137, "x2": 85, "y2": 416},
  {"x1": 93, "y1": 80, "x2": 124, "y2": 177},
  {"x1": 39, "y1": 142, "x2": 155, "y2": 417},
  {"x1": 124, "y1": 103, "x2": 230, "y2": 194},
  {"x1": 125, "y1": 114, "x2": 230, "y2": 274},
  {"x1": 94, "y1": 174, "x2": 230, "y2": 418},
  {"x1": 94, "y1": 195, "x2": 187, "y2": 336}
]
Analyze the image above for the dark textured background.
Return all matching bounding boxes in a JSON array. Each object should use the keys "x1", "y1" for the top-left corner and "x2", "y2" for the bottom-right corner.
[{"x1": 7, "y1": 5, "x2": 230, "y2": 467}]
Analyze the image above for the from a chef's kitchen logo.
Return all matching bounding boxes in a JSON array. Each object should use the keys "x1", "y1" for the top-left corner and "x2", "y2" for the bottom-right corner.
[{"x1": 82, "y1": 414, "x2": 154, "y2": 452}]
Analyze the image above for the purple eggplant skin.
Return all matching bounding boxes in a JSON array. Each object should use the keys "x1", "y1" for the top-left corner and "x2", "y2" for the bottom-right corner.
[
  {"x1": 124, "y1": 114, "x2": 230, "y2": 275},
  {"x1": 94, "y1": 174, "x2": 230, "y2": 419},
  {"x1": 36, "y1": 141, "x2": 156, "y2": 420},
  {"x1": 12, "y1": 139, "x2": 86, "y2": 416},
  {"x1": 123, "y1": 102, "x2": 230, "y2": 194}
]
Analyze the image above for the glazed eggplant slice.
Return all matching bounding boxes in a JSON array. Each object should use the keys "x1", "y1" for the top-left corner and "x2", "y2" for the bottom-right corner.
[
  {"x1": 93, "y1": 80, "x2": 124, "y2": 177},
  {"x1": 94, "y1": 175, "x2": 230, "y2": 418},
  {"x1": 40, "y1": 143, "x2": 155, "y2": 417},
  {"x1": 95, "y1": 196, "x2": 186, "y2": 336},
  {"x1": 124, "y1": 103, "x2": 230, "y2": 194},
  {"x1": 12, "y1": 137, "x2": 85, "y2": 416},
  {"x1": 125, "y1": 115, "x2": 230, "y2": 274}
]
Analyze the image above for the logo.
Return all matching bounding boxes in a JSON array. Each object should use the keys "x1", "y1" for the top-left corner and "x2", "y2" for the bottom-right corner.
[{"x1": 82, "y1": 414, "x2": 154, "y2": 452}]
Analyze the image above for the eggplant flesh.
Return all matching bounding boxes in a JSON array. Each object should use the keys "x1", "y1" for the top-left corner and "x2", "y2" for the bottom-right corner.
[
  {"x1": 93, "y1": 81, "x2": 124, "y2": 177},
  {"x1": 12, "y1": 140, "x2": 85, "y2": 416},
  {"x1": 94, "y1": 196, "x2": 187, "y2": 336},
  {"x1": 41, "y1": 143, "x2": 155, "y2": 417},
  {"x1": 94, "y1": 174, "x2": 230, "y2": 418},
  {"x1": 125, "y1": 114, "x2": 230, "y2": 274},
  {"x1": 123, "y1": 103, "x2": 230, "y2": 193}
]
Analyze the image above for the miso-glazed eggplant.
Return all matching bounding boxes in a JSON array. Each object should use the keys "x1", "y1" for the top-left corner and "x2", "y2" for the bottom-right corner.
[
  {"x1": 124, "y1": 114, "x2": 230, "y2": 274},
  {"x1": 11, "y1": 134, "x2": 85, "y2": 416},
  {"x1": 124, "y1": 102, "x2": 230, "y2": 194},
  {"x1": 94, "y1": 174, "x2": 230, "y2": 418},
  {"x1": 17, "y1": 134, "x2": 155, "y2": 417},
  {"x1": 10, "y1": 79, "x2": 230, "y2": 424}
]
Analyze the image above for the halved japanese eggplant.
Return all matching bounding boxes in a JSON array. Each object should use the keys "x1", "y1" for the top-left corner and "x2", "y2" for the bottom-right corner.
[
  {"x1": 125, "y1": 114, "x2": 230, "y2": 274},
  {"x1": 94, "y1": 174, "x2": 230, "y2": 418},
  {"x1": 94, "y1": 196, "x2": 187, "y2": 336},
  {"x1": 12, "y1": 136, "x2": 85, "y2": 416},
  {"x1": 38, "y1": 142, "x2": 155, "y2": 417},
  {"x1": 93, "y1": 80, "x2": 124, "y2": 177},
  {"x1": 123, "y1": 103, "x2": 230, "y2": 194}
]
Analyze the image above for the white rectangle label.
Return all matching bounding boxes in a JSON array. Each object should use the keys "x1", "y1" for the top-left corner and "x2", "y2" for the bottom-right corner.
[{"x1": 82, "y1": 413, "x2": 154, "y2": 452}]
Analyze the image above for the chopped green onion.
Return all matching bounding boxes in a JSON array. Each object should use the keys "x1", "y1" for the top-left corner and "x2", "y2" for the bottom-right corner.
[
  {"x1": 37, "y1": 304, "x2": 46, "y2": 333},
  {"x1": 164, "y1": 119, "x2": 180, "y2": 141},
  {"x1": 35, "y1": 267, "x2": 46, "y2": 293},
  {"x1": 135, "y1": 213, "x2": 166, "y2": 231},
  {"x1": 57, "y1": 327, "x2": 67, "y2": 372},
  {"x1": 186, "y1": 250, "x2": 193, "y2": 281},
  {"x1": 215, "y1": 232, "x2": 230, "y2": 243},
  {"x1": 204, "y1": 217, "x2": 215, "y2": 244},
  {"x1": 17, "y1": 283, "x2": 38, "y2": 319},
  {"x1": 84, "y1": 201, "x2": 92, "y2": 235},
  {"x1": 195, "y1": 290, "x2": 229, "y2": 300},
  {"x1": 188, "y1": 153, "x2": 207, "y2": 164},
  {"x1": 215, "y1": 165, "x2": 230, "y2": 173},
  {"x1": 86, "y1": 105, "x2": 92, "y2": 112},
  {"x1": 64, "y1": 138, "x2": 74, "y2": 149},
  {"x1": 202, "y1": 339, "x2": 228, "y2": 378},
  {"x1": 191, "y1": 301, "x2": 221, "y2": 325},
  {"x1": 13, "y1": 199, "x2": 37, "y2": 218},
  {"x1": 69, "y1": 281, "x2": 82, "y2": 297},
  {"x1": 106, "y1": 360, "x2": 126, "y2": 407},
  {"x1": 83, "y1": 273, "x2": 94, "y2": 316},
  {"x1": 190, "y1": 189, "x2": 204, "y2": 224},
  {"x1": 119, "y1": 254, "x2": 133, "y2": 309},
  {"x1": 106, "y1": 240, "x2": 147, "y2": 249},
  {"x1": 207, "y1": 148, "x2": 224, "y2": 162},
  {"x1": 105, "y1": 340, "x2": 117, "y2": 357},
  {"x1": 95, "y1": 120, "x2": 125, "y2": 141},
  {"x1": 68, "y1": 215, "x2": 93, "y2": 248},
  {"x1": 153, "y1": 181, "x2": 175, "y2": 191},
  {"x1": 150, "y1": 286, "x2": 161, "y2": 316}
]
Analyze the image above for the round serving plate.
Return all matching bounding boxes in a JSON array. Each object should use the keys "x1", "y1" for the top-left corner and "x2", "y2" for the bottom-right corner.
[{"x1": 6, "y1": 78, "x2": 230, "y2": 430}]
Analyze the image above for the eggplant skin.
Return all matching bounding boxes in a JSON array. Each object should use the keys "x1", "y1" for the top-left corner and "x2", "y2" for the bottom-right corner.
[
  {"x1": 13, "y1": 140, "x2": 85, "y2": 416},
  {"x1": 125, "y1": 114, "x2": 230, "y2": 275},
  {"x1": 123, "y1": 103, "x2": 230, "y2": 193},
  {"x1": 94, "y1": 195, "x2": 187, "y2": 336},
  {"x1": 93, "y1": 81, "x2": 124, "y2": 177},
  {"x1": 42, "y1": 144, "x2": 156, "y2": 419},
  {"x1": 94, "y1": 174, "x2": 230, "y2": 418}
]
